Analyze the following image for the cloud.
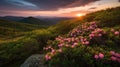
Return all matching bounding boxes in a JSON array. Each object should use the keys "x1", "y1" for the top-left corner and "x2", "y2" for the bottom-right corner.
[
  {"x1": 0, "y1": 0, "x2": 99, "y2": 11},
  {"x1": 5, "y1": 0, "x2": 38, "y2": 9},
  {"x1": 64, "y1": 0, "x2": 98, "y2": 8},
  {"x1": 0, "y1": 0, "x2": 120, "y2": 17},
  {"x1": 89, "y1": 7, "x2": 97, "y2": 9},
  {"x1": 25, "y1": 0, "x2": 98, "y2": 10}
]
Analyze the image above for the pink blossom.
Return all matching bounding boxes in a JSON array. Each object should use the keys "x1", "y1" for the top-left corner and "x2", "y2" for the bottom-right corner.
[
  {"x1": 97, "y1": 28, "x2": 102, "y2": 32},
  {"x1": 82, "y1": 42, "x2": 85, "y2": 44},
  {"x1": 71, "y1": 45, "x2": 75, "y2": 48},
  {"x1": 58, "y1": 49, "x2": 62, "y2": 53},
  {"x1": 114, "y1": 31, "x2": 119, "y2": 35},
  {"x1": 111, "y1": 56, "x2": 117, "y2": 61},
  {"x1": 110, "y1": 51, "x2": 115, "y2": 55},
  {"x1": 117, "y1": 58, "x2": 120, "y2": 63},
  {"x1": 52, "y1": 49, "x2": 55, "y2": 53},
  {"x1": 58, "y1": 44, "x2": 63, "y2": 47},
  {"x1": 48, "y1": 46, "x2": 51, "y2": 49},
  {"x1": 71, "y1": 37, "x2": 75, "y2": 42},
  {"x1": 98, "y1": 34, "x2": 102, "y2": 37},
  {"x1": 99, "y1": 53, "x2": 104, "y2": 59},
  {"x1": 73, "y1": 42, "x2": 78, "y2": 46},
  {"x1": 94, "y1": 55, "x2": 99, "y2": 59},
  {"x1": 89, "y1": 26, "x2": 93, "y2": 29},
  {"x1": 84, "y1": 41, "x2": 90, "y2": 45},
  {"x1": 89, "y1": 34, "x2": 95, "y2": 37},
  {"x1": 65, "y1": 44, "x2": 69, "y2": 47},
  {"x1": 45, "y1": 54, "x2": 51, "y2": 60},
  {"x1": 83, "y1": 38, "x2": 87, "y2": 41},
  {"x1": 114, "y1": 53, "x2": 120, "y2": 58},
  {"x1": 51, "y1": 49, "x2": 56, "y2": 55},
  {"x1": 45, "y1": 48, "x2": 48, "y2": 50}
]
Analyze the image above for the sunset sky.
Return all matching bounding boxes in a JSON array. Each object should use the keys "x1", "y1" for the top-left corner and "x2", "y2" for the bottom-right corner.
[{"x1": 0, "y1": 0, "x2": 120, "y2": 17}]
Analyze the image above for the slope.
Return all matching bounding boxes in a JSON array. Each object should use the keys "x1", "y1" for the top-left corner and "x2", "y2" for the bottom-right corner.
[{"x1": 20, "y1": 17, "x2": 50, "y2": 25}]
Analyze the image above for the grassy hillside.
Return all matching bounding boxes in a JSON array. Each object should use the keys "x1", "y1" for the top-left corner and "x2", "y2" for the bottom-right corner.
[
  {"x1": 44, "y1": 7, "x2": 120, "y2": 67},
  {"x1": 83, "y1": 7, "x2": 120, "y2": 27},
  {"x1": 48, "y1": 7, "x2": 120, "y2": 35},
  {"x1": 0, "y1": 19, "x2": 45, "y2": 31},
  {"x1": 0, "y1": 29, "x2": 55, "y2": 67},
  {"x1": 0, "y1": 19, "x2": 47, "y2": 40},
  {"x1": 0, "y1": 19, "x2": 55, "y2": 67}
]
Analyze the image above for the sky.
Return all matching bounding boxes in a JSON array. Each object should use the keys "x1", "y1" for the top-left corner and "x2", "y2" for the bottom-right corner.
[{"x1": 0, "y1": 0, "x2": 120, "y2": 17}]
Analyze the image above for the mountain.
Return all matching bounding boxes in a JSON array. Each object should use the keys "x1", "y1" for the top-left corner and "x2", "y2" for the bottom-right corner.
[
  {"x1": 20, "y1": 17, "x2": 51, "y2": 25},
  {"x1": 20, "y1": 17, "x2": 73, "y2": 25},
  {"x1": 0, "y1": 16, "x2": 74, "y2": 26},
  {"x1": 0, "y1": 16, "x2": 24, "y2": 21},
  {"x1": 36, "y1": 16, "x2": 74, "y2": 25}
]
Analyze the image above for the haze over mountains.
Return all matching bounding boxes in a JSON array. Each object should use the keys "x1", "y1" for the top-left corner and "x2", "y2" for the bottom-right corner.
[{"x1": 0, "y1": 16, "x2": 73, "y2": 25}]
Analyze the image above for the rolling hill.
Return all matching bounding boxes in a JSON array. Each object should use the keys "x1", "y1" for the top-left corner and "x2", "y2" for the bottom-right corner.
[
  {"x1": 0, "y1": 19, "x2": 47, "y2": 40},
  {"x1": 20, "y1": 17, "x2": 50, "y2": 25}
]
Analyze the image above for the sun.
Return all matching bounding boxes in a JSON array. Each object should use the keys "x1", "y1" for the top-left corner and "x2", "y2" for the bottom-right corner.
[{"x1": 76, "y1": 13, "x2": 84, "y2": 17}]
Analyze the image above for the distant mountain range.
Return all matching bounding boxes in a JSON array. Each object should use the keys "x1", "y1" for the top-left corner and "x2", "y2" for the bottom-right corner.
[
  {"x1": 0, "y1": 16, "x2": 24, "y2": 21},
  {"x1": 0, "y1": 16, "x2": 73, "y2": 25}
]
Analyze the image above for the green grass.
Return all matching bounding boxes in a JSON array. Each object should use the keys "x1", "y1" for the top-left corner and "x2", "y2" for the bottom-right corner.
[{"x1": 0, "y1": 29, "x2": 57, "y2": 67}]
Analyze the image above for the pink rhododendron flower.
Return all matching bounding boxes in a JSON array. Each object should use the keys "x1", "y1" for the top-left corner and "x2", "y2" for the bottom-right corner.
[
  {"x1": 111, "y1": 56, "x2": 117, "y2": 61},
  {"x1": 58, "y1": 49, "x2": 62, "y2": 53},
  {"x1": 89, "y1": 34, "x2": 95, "y2": 37},
  {"x1": 71, "y1": 45, "x2": 75, "y2": 48},
  {"x1": 73, "y1": 42, "x2": 78, "y2": 46},
  {"x1": 45, "y1": 48, "x2": 48, "y2": 50},
  {"x1": 65, "y1": 44, "x2": 69, "y2": 47},
  {"x1": 51, "y1": 49, "x2": 56, "y2": 54},
  {"x1": 82, "y1": 42, "x2": 85, "y2": 44},
  {"x1": 45, "y1": 54, "x2": 51, "y2": 60},
  {"x1": 117, "y1": 58, "x2": 120, "y2": 63},
  {"x1": 58, "y1": 44, "x2": 63, "y2": 47},
  {"x1": 110, "y1": 51, "x2": 115, "y2": 55},
  {"x1": 114, "y1": 53, "x2": 120, "y2": 58},
  {"x1": 48, "y1": 46, "x2": 51, "y2": 49},
  {"x1": 99, "y1": 53, "x2": 104, "y2": 59},
  {"x1": 94, "y1": 55, "x2": 99, "y2": 59},
  {"x1": 114, "y1": 31, "x2": 119, "y2": 35},
  {"x1": 84, "y1": 41, "x2": 90, "y2": 45},
  {"x1": 98, "y1": 34, "x2": 102, "y2": 37}
]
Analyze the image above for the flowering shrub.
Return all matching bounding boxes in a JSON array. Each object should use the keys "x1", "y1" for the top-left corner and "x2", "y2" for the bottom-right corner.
[{"x1": 44, "y1": 22, "x2": 120, "y2": 67}]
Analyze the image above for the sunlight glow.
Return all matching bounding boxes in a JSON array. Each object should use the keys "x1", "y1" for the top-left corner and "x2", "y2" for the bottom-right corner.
[{"x1": 76, "y1": 13, "x2": 84, "y2": 17}]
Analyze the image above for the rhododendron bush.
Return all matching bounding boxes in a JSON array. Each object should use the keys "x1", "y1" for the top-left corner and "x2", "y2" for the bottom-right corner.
[{"x1": 44, "y1": 22, "x2": 120, "y2": 67}]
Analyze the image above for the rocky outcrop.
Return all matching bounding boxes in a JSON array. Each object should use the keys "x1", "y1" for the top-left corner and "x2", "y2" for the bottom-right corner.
[{"x1": 20, "y1": 54, "x2": 46, "y2": 67}]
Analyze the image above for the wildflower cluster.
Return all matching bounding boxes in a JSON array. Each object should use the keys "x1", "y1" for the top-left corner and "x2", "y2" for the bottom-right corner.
[
  {"x1": 110, "y1": 51, "x2": 120, "y2": 62},
  {"x1": 44, "y1": 21, "x2": 120, "y2": 66}
]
